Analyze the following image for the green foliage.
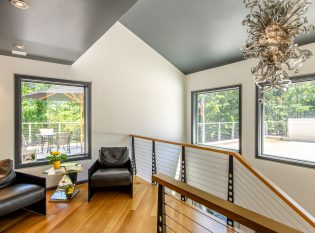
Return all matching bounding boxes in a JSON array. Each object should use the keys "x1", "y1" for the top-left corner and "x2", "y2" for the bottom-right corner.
[
  {"x1": 263, "y1": 81, "x2": 315, "y2": 136},
  {"x1": 265, "y1": 81, "x2": 315, "y2": 121},
  {"x1": 46, "y1": 152, "x2": 68, "y2": 164},
  {"x1": 197, "y1": 81, "x2": 315, "y2": 138},
  {"x1": 197, "y1": 89, "x2": 239, "y2": 123},
  {"x1": 22, "y1": 82, "x2": 81, "y2": 124}
]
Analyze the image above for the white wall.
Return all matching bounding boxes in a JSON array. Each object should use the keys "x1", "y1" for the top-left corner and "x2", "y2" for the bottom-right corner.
[
  {"x1": 72, "y1": 22, "x2": 185, "y2": 180},
  {"x1": 185, "y1": 43, "x2": 315, "y2": 215},
  {"x1": 0, "y1": 22, "x2": 185, "y2": 187}
]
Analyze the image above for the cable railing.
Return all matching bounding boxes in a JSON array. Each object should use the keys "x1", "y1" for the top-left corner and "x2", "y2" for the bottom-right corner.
[
  {"x1": 196, "y1": 121, "x2": 288, "y2": 146},
  {"x1": 154, "y1": 174, "x2": 302, "y2": 233},
  {"x1": 22, "y1": 121, "x2": 82, "y2": 145},
  {"x1": 129, "y1": 134, "x2": 315, "y2": 233}
]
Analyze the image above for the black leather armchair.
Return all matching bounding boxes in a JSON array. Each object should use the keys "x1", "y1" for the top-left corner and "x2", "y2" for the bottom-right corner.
[
  {"x1": 0, "y1": 172, "x2": 46, "y2": 216},
  {"x1": 88, "y1": 147, "x2": 133, "y2": 201}
]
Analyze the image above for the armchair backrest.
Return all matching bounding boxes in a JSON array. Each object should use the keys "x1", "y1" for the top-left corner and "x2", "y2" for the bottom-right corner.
[
  {"x1": 99, "y1": 147, "x2": 129, "y2": 168},
  {"x1": 0, "y1": 159, "x2": 16, "y2": 189}
]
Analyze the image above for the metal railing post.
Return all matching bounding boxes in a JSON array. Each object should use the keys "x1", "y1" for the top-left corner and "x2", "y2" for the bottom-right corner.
[
  {"x1": 202, "y1": 123, "x2": 206, "y2": 143},
  {"x1": 181, "y1": 146, "x2": 187, "y2": 201},
  {"x1": 28, "y1": 123, "x2": 32, "y2": 144},
  {"x1": 131, "y1": 136, "x2": 137, "y2": 175},
  {"x1": 152, "y1": 140, "x2": 157, "y2": 186},
  {"x1": 227, "y1": 155, "x2": 234, "y2": 227},
  {"x1": 231, "y1": 122, "x2": 235, "y2": 140},
  {"x1": 157, "y1": 184, "x2": 166, "y2": 233}
]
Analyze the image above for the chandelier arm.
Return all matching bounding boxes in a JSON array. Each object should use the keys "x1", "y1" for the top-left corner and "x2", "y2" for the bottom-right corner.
[{"x1": 241, "y1": 0, "x2": 314, "y2": 99}]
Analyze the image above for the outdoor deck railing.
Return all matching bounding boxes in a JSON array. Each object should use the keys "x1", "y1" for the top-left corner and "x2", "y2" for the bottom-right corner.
[
  {"x1": 129, "y1": 134, "x2": 315, "y2": 232},
  {"x1": 197, "y1": 121, "x2": 287, "y2": 145},
  {"x1": 22, "y1": 121, "x2": 81, "y2": 145}
]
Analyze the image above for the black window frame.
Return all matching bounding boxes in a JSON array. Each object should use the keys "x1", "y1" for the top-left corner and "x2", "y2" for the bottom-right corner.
[
  {"x1": 256, "y1": 74, "x2": 315, "y2": 169},
  {"x1": 15, "y1": 74, "x2": 92, "y2": 169},
  {"x1": 191, "y1": 84, "x2": 242, "y2": 153}
]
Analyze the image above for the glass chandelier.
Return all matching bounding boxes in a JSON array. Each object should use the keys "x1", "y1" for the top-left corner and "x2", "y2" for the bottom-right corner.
[{"x1": 242, "y1": 0, "x2": 314, "y2": 100}]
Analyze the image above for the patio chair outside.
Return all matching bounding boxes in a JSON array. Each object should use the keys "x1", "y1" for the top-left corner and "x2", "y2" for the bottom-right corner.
[{"x1": 55, "y1": 132, "x2": 72, "y2": 153}]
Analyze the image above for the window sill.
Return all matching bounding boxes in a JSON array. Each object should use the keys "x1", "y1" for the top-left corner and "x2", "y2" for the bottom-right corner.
[
  {"x1": 15, "y1": 154, "x2": 91, "y2": 169},
  {"x1": 256, "y1": 153, "x2": 315, "y2": 169}
]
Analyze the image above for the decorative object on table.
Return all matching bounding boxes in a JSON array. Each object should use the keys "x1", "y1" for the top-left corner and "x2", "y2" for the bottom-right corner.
[
  {"x1": 21, "y1": 134, "x2": 37, "y2": 163},
  {"x1": 242, "y1": 0, "x2": 314, "y2": 101},
  {"x1": 88, "y1": 147, "x2": 133, "y2": 201},
  {"x1": 22, "y1": 150, "x2": 37, "y2": 163},
  {"x1": 46, "y1": 151, "x2": 68, "y2": 169},
  {"x1": 43, "y1": 163, "x2": 83, "y2": 202},
  {"x1": 0, "y1": 159, "x2": 16, "y2": 189},
  {"x1": 57, "y1": 175, "x2": 75, "y2": 198}
]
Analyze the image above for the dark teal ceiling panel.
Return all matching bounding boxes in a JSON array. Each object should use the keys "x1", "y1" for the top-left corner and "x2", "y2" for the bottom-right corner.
[
  {"x1": 0, "y1": 0, "x2": 137, "y2": 64},
  {"x1": 120, "y1": 0, "x2": 315, "y2": 74}
]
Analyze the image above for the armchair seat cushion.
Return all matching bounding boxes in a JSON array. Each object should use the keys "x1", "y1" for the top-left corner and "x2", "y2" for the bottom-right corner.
[
  {"x1": 0, "y1": 183, "x2": 45, "y2": 216},
  {"x1": 90, "y1": 168, "x2": 132, "y2": 187}
]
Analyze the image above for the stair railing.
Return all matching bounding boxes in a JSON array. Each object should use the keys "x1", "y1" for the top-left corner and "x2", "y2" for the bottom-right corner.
[
  {"x1": 129, "y1": 134, "x2": 315, "y2": 232},
  {"x1": 154, "y1": 173, "x2": 302, "y2": 233}
]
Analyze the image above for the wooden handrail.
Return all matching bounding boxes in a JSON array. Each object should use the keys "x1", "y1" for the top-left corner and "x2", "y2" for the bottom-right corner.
[
  {"x1": 130, "y1": 134, "x2": 315, "y2": 228},
  {"x1": 153, "y1": 174, "x2": 302, "y2": 233},
  {"x1": 129, "y1": 134, "x2": 233, "y2": 155}
]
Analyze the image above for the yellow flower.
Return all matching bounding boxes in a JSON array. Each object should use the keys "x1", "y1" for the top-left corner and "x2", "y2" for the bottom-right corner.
[{"x1": 51, "y1": 151, "x2": 61, "y2": 155}]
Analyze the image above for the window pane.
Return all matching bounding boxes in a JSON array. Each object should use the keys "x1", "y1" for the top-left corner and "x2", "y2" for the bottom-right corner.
[
  {"x1": 21, "y1": 81, "x2": 87, "y2": 164},
  {"x1": 262, "y1": 79, "x2": 315, "y2": 163},
  {"x1": 195, "y1": 87, "x2": 240, "y2": 151}
]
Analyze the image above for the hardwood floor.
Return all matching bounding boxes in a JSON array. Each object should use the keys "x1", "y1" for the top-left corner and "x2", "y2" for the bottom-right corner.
[{"x1": 0, "y1": 177, "x2": 157, "y2": 233}]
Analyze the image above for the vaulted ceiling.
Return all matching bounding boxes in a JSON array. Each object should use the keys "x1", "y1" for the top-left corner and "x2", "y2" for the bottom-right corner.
[
  {"x1": 1, "y1": 0, "x2": 315, "y2": 74},
  {"x1": 0, "y1": 0, "x2": 137, "y2": 64},
  {"x1": 121, "y1": 0, "x2": 315, "y2": 74}
]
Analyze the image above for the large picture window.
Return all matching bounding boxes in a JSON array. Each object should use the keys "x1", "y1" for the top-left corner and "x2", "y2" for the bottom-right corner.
[
  {"x1": 15, "y1": 75, "x2": 91, "y2": 168},
  {"x1": 192, "y1": 85, "x2": 242, "y2": 151},
  {"x1": 257, "y1": 75, "x2": 315, "y2": 167}
]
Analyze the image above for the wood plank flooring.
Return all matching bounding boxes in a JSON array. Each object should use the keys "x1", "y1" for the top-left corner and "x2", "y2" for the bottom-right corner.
[{"x1": 0, "y1": 177, "x2": 157, "y2": 233}]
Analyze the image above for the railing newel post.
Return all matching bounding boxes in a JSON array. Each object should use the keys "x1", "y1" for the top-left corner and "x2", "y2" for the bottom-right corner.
[
  {"x1": 227, "y1": 155, "x2": 234, "y2": 227},
  {"x1": 180, "y1": 146, "x2": 187, "y2": 201},
  {"x1": 157, "y1": 184, "x2": 166, "y2": 233},
  {"x1": 152, "y1": 140, "x2": 157, "y2": 186},
  {"x1": 131, "y1": 136, "x2": 137, "y2": 175}
]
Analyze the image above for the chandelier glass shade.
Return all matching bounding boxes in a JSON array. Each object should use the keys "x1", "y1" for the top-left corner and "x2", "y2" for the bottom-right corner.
[{"x1": 242, "y1": 0, "x2": 314, "y2": 99}]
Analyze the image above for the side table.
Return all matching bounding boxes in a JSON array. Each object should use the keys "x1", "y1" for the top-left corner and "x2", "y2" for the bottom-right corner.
[{"x1": 44, "y1": 163, "x2": 83, "y2": 202}]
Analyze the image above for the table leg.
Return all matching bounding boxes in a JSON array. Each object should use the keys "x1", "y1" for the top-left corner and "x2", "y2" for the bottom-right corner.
[{"x1": 50, "y1": 174, "x2": 80, "y2": 202}]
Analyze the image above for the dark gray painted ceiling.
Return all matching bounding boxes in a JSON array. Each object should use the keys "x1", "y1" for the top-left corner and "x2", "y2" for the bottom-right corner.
[
  {"x1": 0, "y1": 0, "x2": 137, "y2": 64},
  {"x1": 120, "y1": 0, "x2": 315, "y2": 74}
]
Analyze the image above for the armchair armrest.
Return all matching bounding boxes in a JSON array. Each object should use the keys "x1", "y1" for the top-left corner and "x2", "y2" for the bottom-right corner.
[
  {"x1": 125, "y1": 159, "x2": 134, "y2": 177},
  {"x1": 14, "y1": 171, "x2": 46, "y2": 189},
  {"x1": 88, "y1": 160, "x2": 100, "y2": 179}
]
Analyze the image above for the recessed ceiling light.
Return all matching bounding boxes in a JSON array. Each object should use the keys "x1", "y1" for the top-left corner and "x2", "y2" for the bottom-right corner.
[
  {"x1": 10, "y1": 0, "x2": 29, "y2": 10},
  {"x1": 12, "y1": 50, "x2": 27, "y2": 56},
  {"x1": 13, "y1": 43, "x2": 25, "y2": 50}
]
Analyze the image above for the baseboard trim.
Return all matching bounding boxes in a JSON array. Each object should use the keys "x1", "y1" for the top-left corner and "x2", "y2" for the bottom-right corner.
[{"x1": 46, "y1": 179, "x2": 88, "y2": 191}]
